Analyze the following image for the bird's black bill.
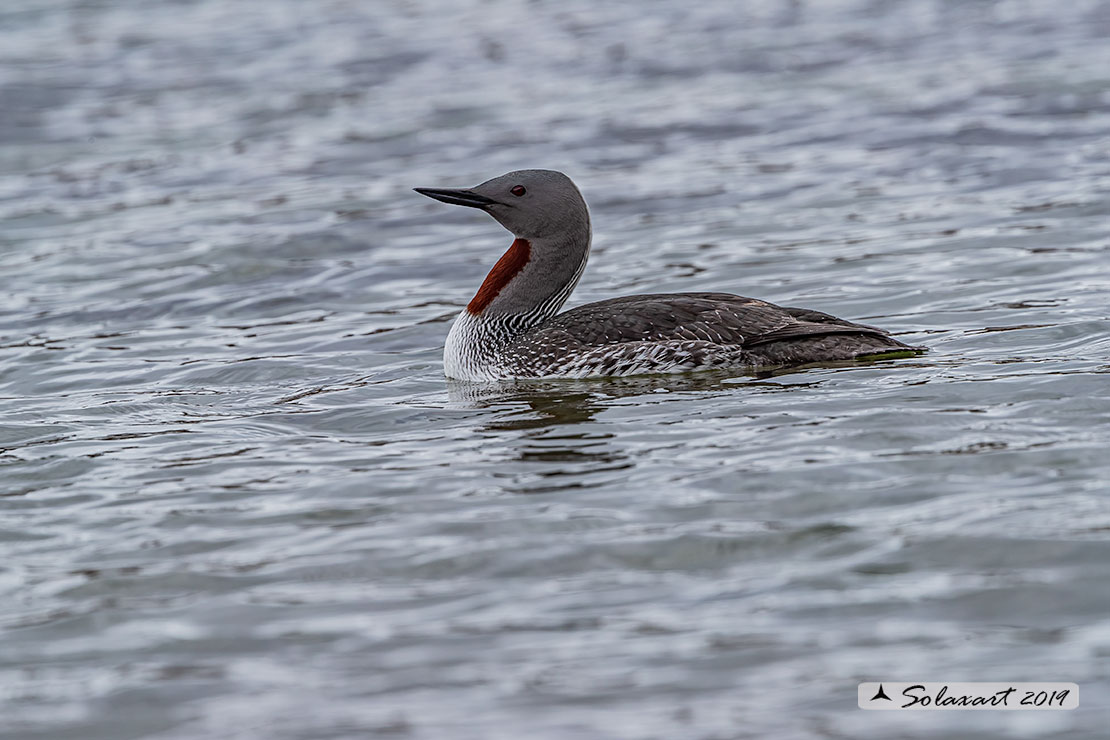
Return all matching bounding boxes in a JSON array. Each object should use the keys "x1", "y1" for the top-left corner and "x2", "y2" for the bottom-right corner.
[{"x1": 413, "y1": 187, "x2": 497, "y2": 209}]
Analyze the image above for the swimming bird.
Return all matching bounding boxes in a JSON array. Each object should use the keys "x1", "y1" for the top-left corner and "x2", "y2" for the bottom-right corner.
[{"x1": 415, "y1": 169, "x2": 923, "y2": 381}]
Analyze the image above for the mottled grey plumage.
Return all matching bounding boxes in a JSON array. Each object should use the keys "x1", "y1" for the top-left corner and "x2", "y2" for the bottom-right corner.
[
  {"x1": 415, "y1": 170, "x2": 924, "y2": 381},
  {"x1": 494, "y1": 293, "x2": 915, "y2": 378}
]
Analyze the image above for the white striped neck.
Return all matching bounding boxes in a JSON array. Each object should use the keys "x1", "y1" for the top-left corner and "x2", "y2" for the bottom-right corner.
[{"x1": 443, "y1": 232, "x2": 590, "y2": 380}]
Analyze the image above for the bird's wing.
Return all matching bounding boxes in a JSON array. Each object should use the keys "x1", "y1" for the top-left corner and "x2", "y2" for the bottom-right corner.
[{"x1": 536, "y1": 293, "x2": 890, "y2": 349}]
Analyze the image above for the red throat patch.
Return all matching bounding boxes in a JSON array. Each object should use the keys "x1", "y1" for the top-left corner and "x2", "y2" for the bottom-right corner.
[{"x1": 466, "y1": 238, "x2": 531, "y2": 315}]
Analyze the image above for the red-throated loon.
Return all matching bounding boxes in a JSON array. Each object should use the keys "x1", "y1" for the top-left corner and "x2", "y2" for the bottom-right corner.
[{"x1": 415, "y1": 169, "x2": 924, "y2": 381}]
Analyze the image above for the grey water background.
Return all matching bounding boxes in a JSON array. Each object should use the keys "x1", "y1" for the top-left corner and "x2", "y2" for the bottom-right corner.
[{"x1": 2, "y1": 0, "x2": 1110, "y2": 737}]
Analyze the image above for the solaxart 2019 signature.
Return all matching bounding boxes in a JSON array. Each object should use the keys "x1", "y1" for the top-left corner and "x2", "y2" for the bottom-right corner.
[{"x1": 900, "y1": 684, "x2": 1072, "y2": 709}]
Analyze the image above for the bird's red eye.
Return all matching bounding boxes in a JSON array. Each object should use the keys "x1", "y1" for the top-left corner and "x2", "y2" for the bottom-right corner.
[{"x1": 510, "y1": 185, "x2": 526, "y2": 197}]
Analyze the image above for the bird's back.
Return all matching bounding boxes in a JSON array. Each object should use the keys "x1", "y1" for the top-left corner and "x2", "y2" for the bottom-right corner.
[{"x1": 499, "y1": 292, "x2": 921, "y2": 377}]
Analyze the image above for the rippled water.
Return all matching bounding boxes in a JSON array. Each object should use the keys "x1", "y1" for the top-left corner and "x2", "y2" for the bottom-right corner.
[{"x1": 3, "y1": 1, "x2": 1110, "y2": 738}]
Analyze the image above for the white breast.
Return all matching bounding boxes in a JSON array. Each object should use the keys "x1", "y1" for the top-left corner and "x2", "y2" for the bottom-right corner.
[{"x1": 443, "y1": 312, "x2": 503, "y2": 381}]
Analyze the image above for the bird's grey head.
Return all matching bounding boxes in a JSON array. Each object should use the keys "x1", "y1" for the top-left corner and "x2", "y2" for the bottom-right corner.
[{"x1": 415, "y1": 169, "x2": 589, "y2": 240}]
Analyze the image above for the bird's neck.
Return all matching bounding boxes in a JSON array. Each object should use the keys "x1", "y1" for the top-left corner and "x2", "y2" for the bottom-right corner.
[
  {"x1": 464, "y1": 226, "x2": 591, "y2": 334},
  {"x1": 466, "y1": 238, "x2": 532, "y2": 315}
]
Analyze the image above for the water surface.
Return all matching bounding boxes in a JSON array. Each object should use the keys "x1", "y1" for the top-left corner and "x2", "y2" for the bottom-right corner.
[{"x1": 2, "y1": 1, "x2": 1110, "y2": 738}]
